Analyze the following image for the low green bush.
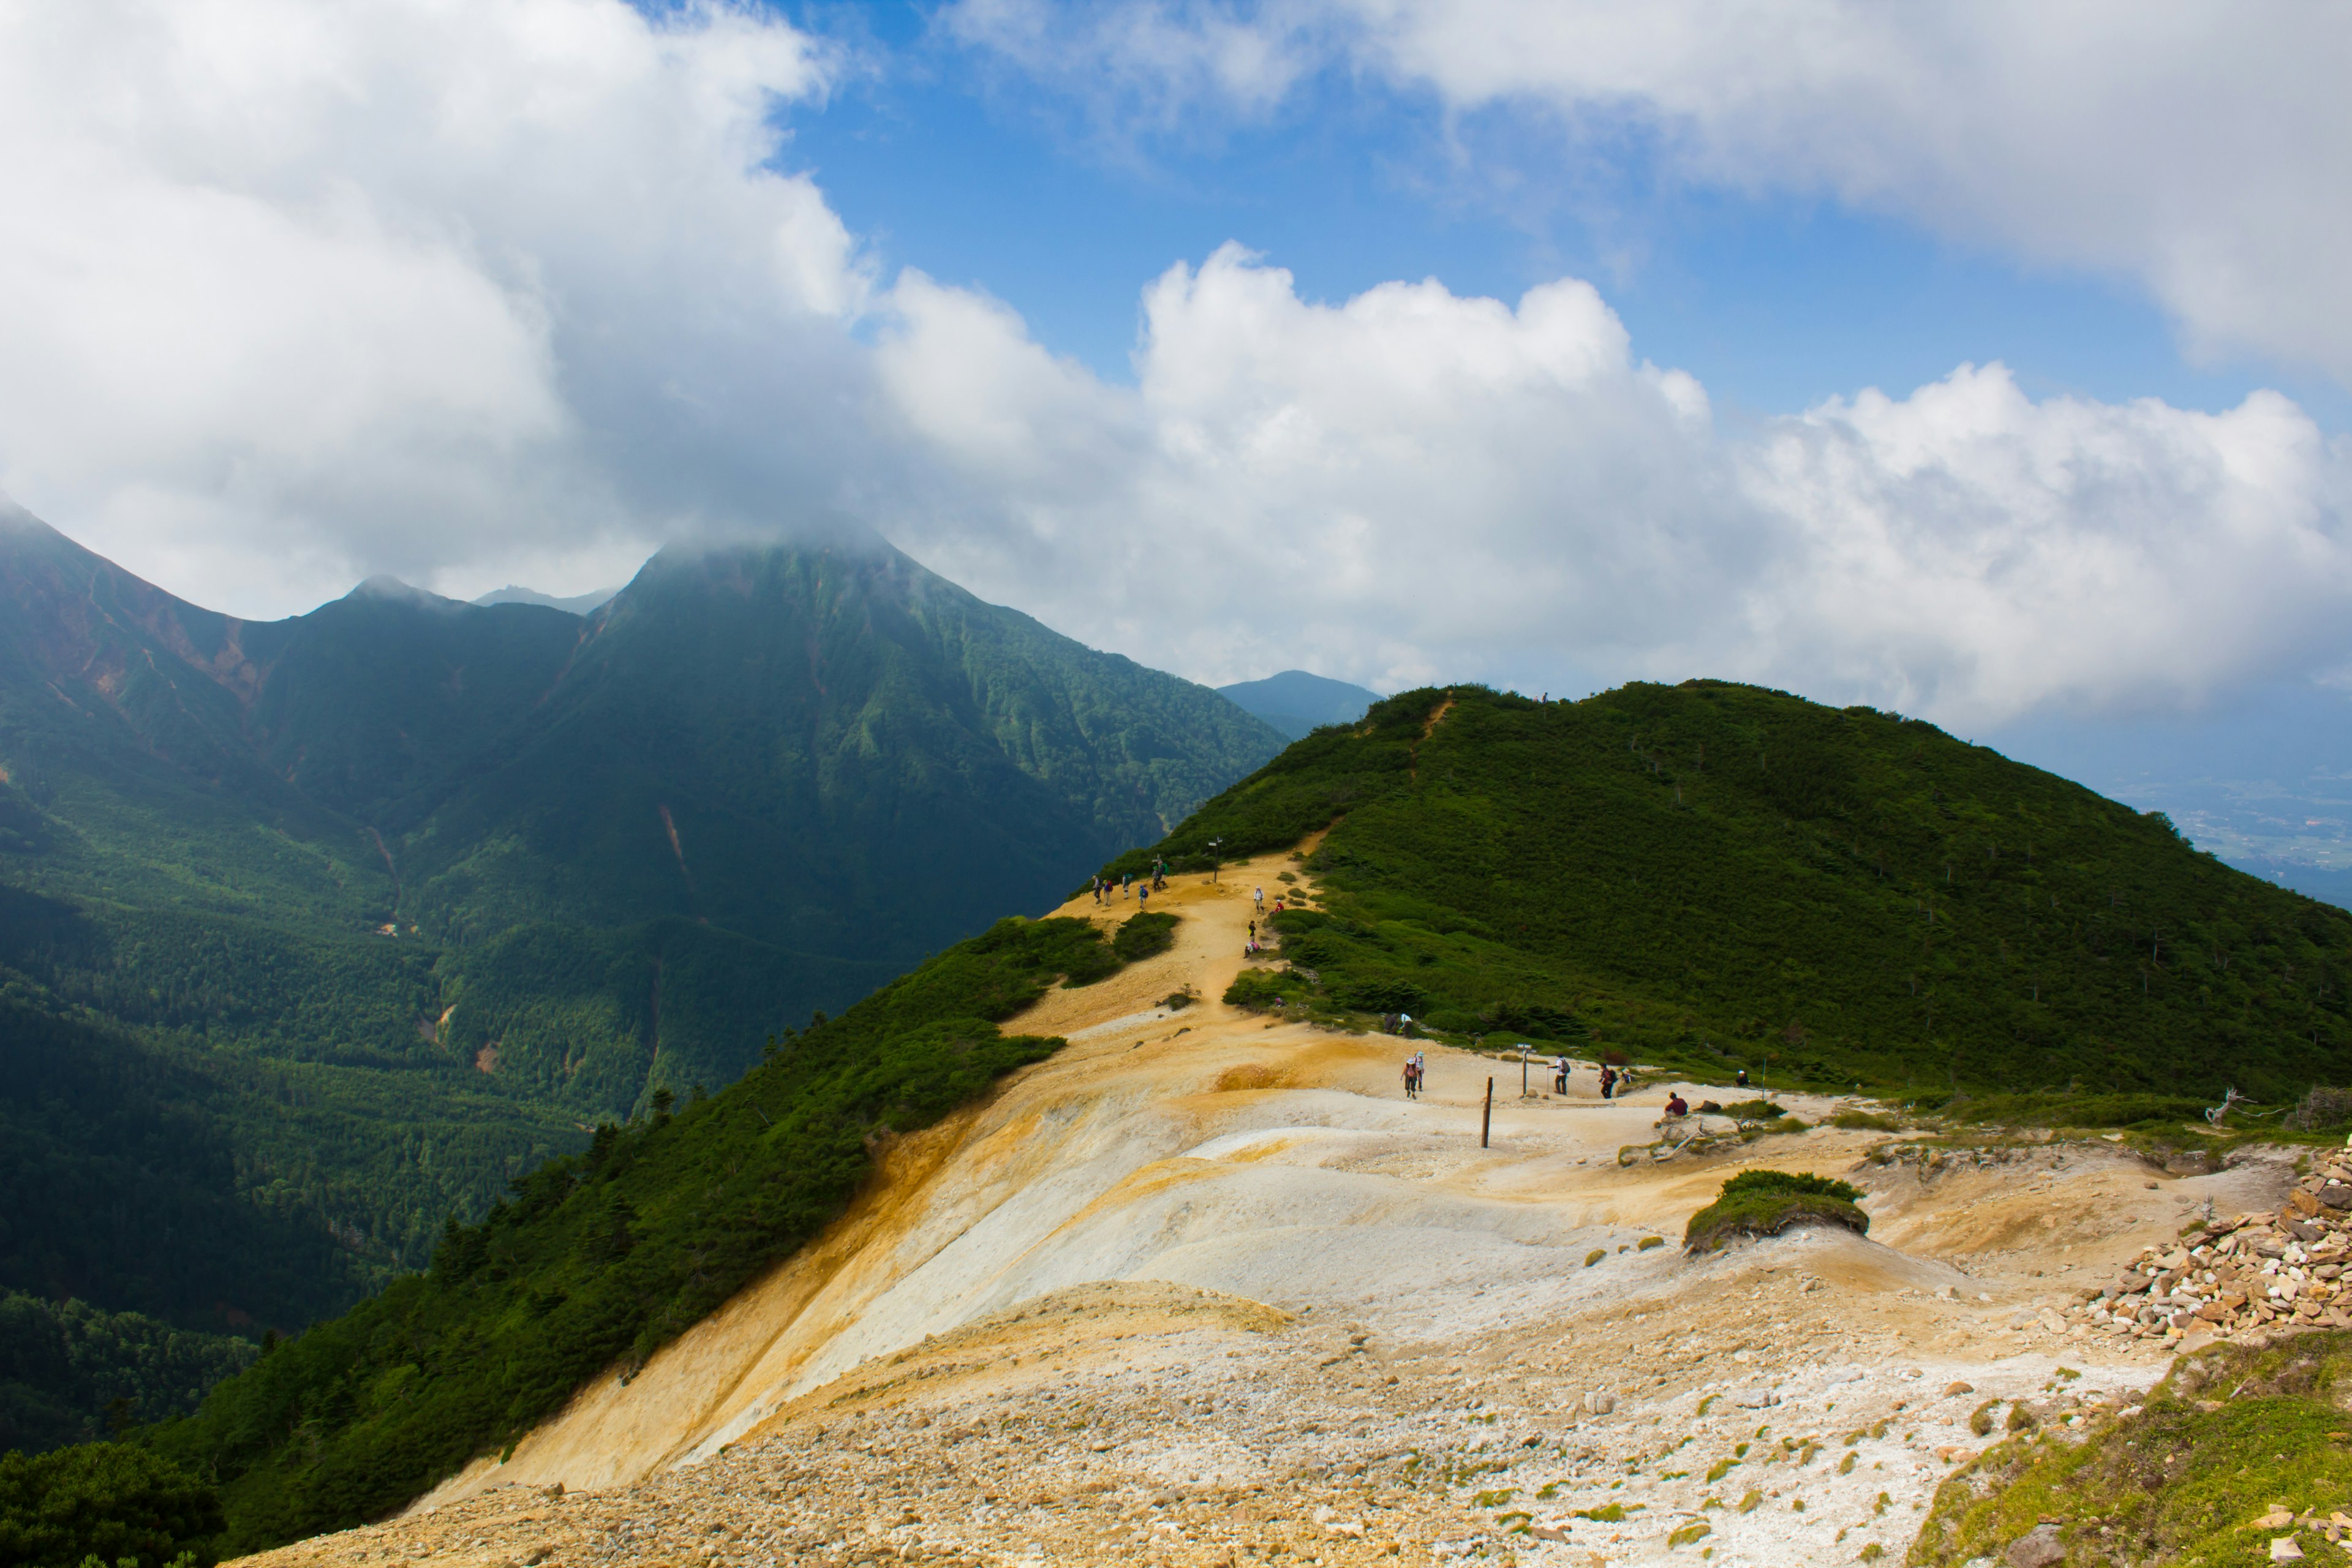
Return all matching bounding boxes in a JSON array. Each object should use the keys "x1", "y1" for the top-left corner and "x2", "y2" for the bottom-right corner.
[
  {"x1": 1684, "y1": 1170, "x2": 1869, "y2": 1254},
  {"x1": 2285, "y1": 1085, "x2": 2352, "y2": 1131},
  {"x1": 1831, "y1": 1109, "x2": 1901, "y2": 1131},
  {"x1": 1109, "y1": 911, "x2": 1179, "y2": 964},
  {"x1": 1223, "y1": 970, "x2": 1303, "y2": 1012}
]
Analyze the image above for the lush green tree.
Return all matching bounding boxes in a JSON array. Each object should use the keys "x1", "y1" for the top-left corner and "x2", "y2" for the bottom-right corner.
[{"x1": 0, "y1": 1443, "x2": 219, "y2": 1568}]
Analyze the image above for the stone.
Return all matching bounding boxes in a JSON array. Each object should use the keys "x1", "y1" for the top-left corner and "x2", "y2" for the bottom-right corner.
[
  {"x1": 1732, "y1": 1385, "x2": 1779, "y2": 1409},
  {"x1": 2005, "y1": 1523, "x2": 2065, "y2": 1568},
  {"x1": 2037, "y1": 1308, "x2": 2068, "y2": 1334},
  {"x1": 2288, "y1": 1191, "x2": 2323, "y2": 1219},
  {"x1": 1581, "y1": 1389, "x2": 1617, "y2": 1415},
  {"x1": 2271, "y1": 1537, "x2": 2305, "y2": 1561},
  {"x1": 1945, "y1": 1381, "x2": 1975, "y2": 1396}
]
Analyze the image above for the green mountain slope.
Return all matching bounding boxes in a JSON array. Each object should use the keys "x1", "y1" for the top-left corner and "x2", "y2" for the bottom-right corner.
[
  {"x1": 156, "y1": 911, "x2": 1166, "y2": 1551},
  {"x1": 0, "y1": 1292, "x2": 258, "y2": 1455},
  {"x1": 1109, "y1": 682, "x2": 2352, "y2": 1098},
  {"x1": 0, "y1": 508, "x2": 1282, "y2": 1365}
]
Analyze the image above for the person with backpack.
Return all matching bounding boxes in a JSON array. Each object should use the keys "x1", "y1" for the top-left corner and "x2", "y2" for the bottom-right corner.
[
  {"x1": 1553, "y1": 1056, "x2": 1569, "y2": 1094},
  {"x1": 1599, "y1": 1065, "x2": 1617, "y2": 1100}
]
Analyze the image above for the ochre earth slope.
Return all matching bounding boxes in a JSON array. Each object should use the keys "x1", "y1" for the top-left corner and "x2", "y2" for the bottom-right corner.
[{"x1": 239, "y1": 851, "x2": 2296, "y2": 1568}]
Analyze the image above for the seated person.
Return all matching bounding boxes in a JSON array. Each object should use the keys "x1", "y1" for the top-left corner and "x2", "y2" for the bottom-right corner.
[{"x1": 1665, "y1": 1092, "x2": 1690, "y2": 1118}]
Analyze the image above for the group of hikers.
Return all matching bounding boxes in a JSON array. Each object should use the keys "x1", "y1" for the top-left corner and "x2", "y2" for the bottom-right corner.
[
  {"x1": 1090, "y1": 859, "x2": 1169, "y2": 907},
  {"x1": 1393, "y1": 1054, "x2": 1713, "y2": 1115}
]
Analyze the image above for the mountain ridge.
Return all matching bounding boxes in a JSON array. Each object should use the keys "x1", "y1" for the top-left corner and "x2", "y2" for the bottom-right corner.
[{"x1": 0, "y1": 507, "x2": 1285, "y2": 1354}]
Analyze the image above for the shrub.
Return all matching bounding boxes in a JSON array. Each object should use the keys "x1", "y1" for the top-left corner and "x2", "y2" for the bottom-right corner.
[
  {"x1": 0, "y1": 1442, "x2": 221, "y2": 1568},
  {"x1": 1832, "y1": 1110, "x2": 1900, "y2": 1131},
  {"x1": 1684, "y1": 1170, "x2": 1869, "y2": 1254},
  {"x1": 2285, "y1": 1085, "x2": 2352, "y2": 1131},
  {"x1": 1222, "y1": 971, "x2": 1299, "y2": 1012},
  {"x1": 1110, "y1": 911, "x2": 1179, "y2": 964}
]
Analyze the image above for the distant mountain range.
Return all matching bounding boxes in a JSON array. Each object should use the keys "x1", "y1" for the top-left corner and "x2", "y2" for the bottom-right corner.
[
  {"x1": 470, "y1": 584, "x2": 620, "y2": 614},
  {"x1": 1216, "y1": 669, "x2": 1379, "y2": 740},
  {"x1": 0, "y1": 504, "x2": 1283, "y2": 1343}
]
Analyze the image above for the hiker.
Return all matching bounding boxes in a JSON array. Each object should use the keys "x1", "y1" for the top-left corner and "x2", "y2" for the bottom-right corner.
[
  {"x1": 1402, "y1": 1057, "x2": 1418, "y2": 1099},
  {"x1": 1735, "y1": 1067, "x2": 1750, "y2": 1089},
  {"x1": 1248, "y1": 919, "x2": 1256, "y2": 944},
  {"x1": 1121, "y1": 871, "x2": 1133, "y2": 898},
  {"x1": 1599, "y1": 1065, "x2": 1617, "y2": 1100},
  {"x1": 1138, "y1": 884, "x2": 1150, "y2": 911},
  {"x1": 1399, "y1": 1012, "x2": 1416, "y2": 1038},
  {"x1": 1254, "y1": 886, "x2": 1265, "y2": 914},
  {"x1": 1665, "y1": 1091, "x2": 1689, "y2": 1117},
  {"x1": 1553, "y1": 1056, "x2": 1569, "y2": 1094}
]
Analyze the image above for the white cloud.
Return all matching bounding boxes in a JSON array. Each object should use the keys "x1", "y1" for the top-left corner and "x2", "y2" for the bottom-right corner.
[
  {"x1": 0, "y1": 0, "x2": 2344, "y2": 732},
  {"x1": 942, "y1": 0, "x2": 2352, "y2": 387},
  {"x1": 879, "y1": 246, "x2": 2352, "y2": 726},
  {"x1": 0, "y1": 0, "x2": 865, "y2": 616}
]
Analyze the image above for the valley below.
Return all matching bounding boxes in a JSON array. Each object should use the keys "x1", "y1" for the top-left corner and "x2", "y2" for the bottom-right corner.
[{"x1": 231, "y1": 853, "x2": 2300, "y2": 1568}]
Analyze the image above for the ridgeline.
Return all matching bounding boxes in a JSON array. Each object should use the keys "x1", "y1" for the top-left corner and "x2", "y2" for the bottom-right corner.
[{"x1": 1110, "y1": 682, "x2": 2352, "y2": 1101}]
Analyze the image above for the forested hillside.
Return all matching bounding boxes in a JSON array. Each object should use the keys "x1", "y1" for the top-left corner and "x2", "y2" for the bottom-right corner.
[
  {"x1": 0, "y1": 505, "x2": 1280, "y2": 1387},
  {"x1": 0, "y1": 1293, "x2": 257, "y2": 1454},
  {"x1": 1115, "y1": 682, "x2": 2352, "y2": 1099},
  {"x1": 156, "y1": 911, "x2": 1172, "y2": 1551}
]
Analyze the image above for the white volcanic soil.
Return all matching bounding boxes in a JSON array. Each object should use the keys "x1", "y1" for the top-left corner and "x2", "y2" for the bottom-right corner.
[{"x1": 238, "y1": 850, "x2": 2293, "y2": 1568}]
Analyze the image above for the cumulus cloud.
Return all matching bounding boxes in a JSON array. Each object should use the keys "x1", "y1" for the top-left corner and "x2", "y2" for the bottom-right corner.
[
  {"x1": 0, "y1": 0, "x2": 866, "y2": 614},
  {"x1": 0, "y1": 0, "x2": 2344, "y2": 731},
  {"x1": 943, "y1": 0, "x2": 2352, "y2": 386},
  {"x1": 878, "y1": 246, "x2": 2352, "y2": 727}
]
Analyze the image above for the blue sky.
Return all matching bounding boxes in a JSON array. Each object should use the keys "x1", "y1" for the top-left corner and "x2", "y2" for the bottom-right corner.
[
  {"x1": 3, "y1": 0, "x2": 2348, "y2": 894},
  {"x1": 770, "y1": 0, "x2": 2352, "y2": 899},
  {"x1": 783, "y1": 2, "x2": 2352, "y2": 432}
]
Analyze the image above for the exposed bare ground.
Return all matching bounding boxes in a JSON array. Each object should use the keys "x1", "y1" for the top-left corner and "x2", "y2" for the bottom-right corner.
[{"x1": 235, "y1": 849, "x2": 2293, "y2": 1568}]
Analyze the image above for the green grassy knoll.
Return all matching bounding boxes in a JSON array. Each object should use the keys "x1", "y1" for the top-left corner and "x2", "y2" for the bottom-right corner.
[
  {"x1": 1122, "y1": 682, "x2": 2352, "y2": 1099},
  {"x1": 152, "y1": 912, "x2": 1165, "y2": 1551},
  {"x1": 1683, "y1": 1170, "x2": 1869, "y2": 1254},
  {"x1": 1912, "y1": 1332, "x2": 2352, "y2": 1568}
]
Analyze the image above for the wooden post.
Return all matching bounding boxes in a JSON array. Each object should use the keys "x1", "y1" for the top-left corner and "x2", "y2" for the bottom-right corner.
[
  {"x1": 1521, "y1": 1051, "x2": 1529, "y2": 1098},
  {"x1": 1482, "y1": 1077, "x2": 1493, "y2": 1148}
]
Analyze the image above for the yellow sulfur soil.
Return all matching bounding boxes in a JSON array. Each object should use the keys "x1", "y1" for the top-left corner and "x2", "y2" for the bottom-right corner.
[{"x1": 236, "y1": 849, "x2": 2295, "y2": 1568}]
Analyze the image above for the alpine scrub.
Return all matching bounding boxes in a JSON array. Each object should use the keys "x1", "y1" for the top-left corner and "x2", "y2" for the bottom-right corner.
[
  {"x1": 154, "y1": 912, "x2": 1172, "y2": 1552},
  {"x1": 1683, "y1": 1170, "x2": 1871, "y2": 1254},
  {"x1": 1109, "y1": 682, "x2": 2352, "y2": 1100}
]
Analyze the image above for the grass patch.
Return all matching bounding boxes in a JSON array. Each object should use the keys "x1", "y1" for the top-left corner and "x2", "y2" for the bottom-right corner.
[
  {"x1": 1832, "y1": 1110, "x2": 1902, "y2": 1131},
  {"x1": 1684, "y1": 1170, "x2": 1869, "y2": 1254},
  {"x1": 1912, "y1": 1330, "x2": 2352, "y2": 1568}
]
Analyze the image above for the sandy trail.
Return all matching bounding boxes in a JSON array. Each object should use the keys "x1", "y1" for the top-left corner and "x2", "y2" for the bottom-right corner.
[{"x1": 239, "y1": 850, "x2": 2294, "y2": 1568}]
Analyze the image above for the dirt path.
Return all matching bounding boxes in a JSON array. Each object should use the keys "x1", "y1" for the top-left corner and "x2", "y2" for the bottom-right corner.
[{"x1": 236, "y1": 848, "x2": 2291, "y2": 1568}]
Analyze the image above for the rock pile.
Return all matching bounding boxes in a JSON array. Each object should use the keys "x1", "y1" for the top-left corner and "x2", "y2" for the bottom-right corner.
[{"x1": 2061, "y1": 1156, "x2": 2352, "y2": 1341}]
